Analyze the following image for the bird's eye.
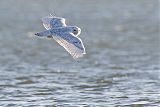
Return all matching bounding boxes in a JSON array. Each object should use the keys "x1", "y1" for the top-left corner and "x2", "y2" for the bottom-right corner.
[{"x1": 73, "y1": 29, "x2": 76, "y2": 31}]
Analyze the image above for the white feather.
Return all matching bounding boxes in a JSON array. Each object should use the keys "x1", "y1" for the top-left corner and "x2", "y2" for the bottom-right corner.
[
  {"x1": 42, "y1": 16, "x2": 66, "y2": 30},
  {"x1": 52, "y1": 35, "x2": 85, "y2": 59}
]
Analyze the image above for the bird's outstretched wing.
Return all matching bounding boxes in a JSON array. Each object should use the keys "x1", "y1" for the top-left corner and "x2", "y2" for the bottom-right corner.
[
  {"x1": 42, "y1": 15, "x2": 66, "y2": 30},
  {"x1": 52, "y1": 33, "x2": 86, "y2": 59}
]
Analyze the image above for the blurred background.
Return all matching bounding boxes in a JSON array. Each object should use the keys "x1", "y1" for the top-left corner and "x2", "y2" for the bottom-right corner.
[{"x1": 0, "y1": 0, "x2": 159, "y2": 106}]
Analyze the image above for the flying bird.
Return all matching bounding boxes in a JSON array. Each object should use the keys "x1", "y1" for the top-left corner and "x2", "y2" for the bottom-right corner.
[{"x1": 35, "y1": 14, "x2": 86, "y2": 59}]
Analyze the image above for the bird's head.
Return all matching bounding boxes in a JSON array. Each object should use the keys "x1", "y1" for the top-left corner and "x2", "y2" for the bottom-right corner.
[{"x1": 68, "y1": 26, "x2": 81, "y2": 36}]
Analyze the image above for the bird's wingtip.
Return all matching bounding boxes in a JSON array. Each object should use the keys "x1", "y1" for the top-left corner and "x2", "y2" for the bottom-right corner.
[{"x1": 50, "y1": 13, "x2": 56, "y2": 17}]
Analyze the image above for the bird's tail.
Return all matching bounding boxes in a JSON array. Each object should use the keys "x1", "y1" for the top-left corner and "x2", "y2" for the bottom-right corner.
[{"x1": 35, "y1": 30, "x2": 52, "y2": 37}]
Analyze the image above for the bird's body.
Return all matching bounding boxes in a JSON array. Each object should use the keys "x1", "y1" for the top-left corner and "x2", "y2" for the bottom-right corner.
[{"x1": 35, "y1": 14, "x2": 86, "y2": 59}]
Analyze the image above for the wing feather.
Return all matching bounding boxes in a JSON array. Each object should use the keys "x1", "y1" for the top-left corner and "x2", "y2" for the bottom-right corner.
[
  {"x1": 42, "y1": 15, "x2": 66, "y2": 30},
  {"x1": 52, "y1": 35, "x2": 85, "y2": 59}
]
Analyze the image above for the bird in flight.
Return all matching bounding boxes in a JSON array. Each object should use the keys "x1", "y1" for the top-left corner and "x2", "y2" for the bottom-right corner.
[{"x1": 35, "y1": 14, "x2": 86, "y2": 59}]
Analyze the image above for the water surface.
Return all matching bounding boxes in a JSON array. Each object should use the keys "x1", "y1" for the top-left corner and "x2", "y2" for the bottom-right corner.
[{"x1": 0, "y1": 0, "x2": 159, "y2": 106}]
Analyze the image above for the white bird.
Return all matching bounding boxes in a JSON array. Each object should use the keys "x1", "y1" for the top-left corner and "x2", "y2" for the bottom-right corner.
[{"x1": 35, "y1": 14, "x2": 86, "y2": 59}]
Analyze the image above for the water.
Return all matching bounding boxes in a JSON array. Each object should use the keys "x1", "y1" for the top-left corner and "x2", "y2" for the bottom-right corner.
[{"x1": 0, "y1": 0, "x2": 159, "y2": 106}]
